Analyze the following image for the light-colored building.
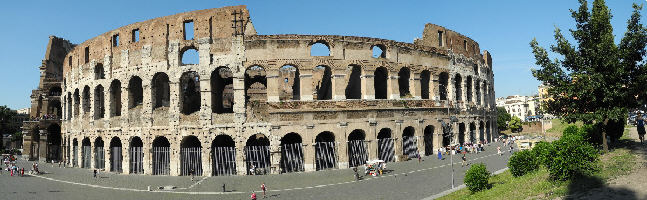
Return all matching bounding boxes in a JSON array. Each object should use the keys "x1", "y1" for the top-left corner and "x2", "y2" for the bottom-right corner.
[
  {"x1": 16, "y1": 108, "x2": 31, "y2": 115},
  {"x1": 496, "y1": 95, "x2": 540, "y2": 121}
]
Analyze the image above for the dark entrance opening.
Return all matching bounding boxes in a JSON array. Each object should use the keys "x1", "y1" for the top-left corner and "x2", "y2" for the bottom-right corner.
[
  {"x1": 180, "y1": 135, "x2": 202, "y2": 176},
  {"x1": 315, "y1": 131, "x2": 336, "y2": 170},
  {"x1": 212, "y1": 135, "x2": 236, "y2": 176},
  {"x1": 377, "y1": 128, "x2": 394, "y2": 162},
  {"x1": 280, "y1": 133, "x2": 304, "y2": 173},
  {"x1": 424, "y1": 125, "x2": 434, "y2": 156},
  {"x1": 152, "y1": 136, "x2": 170, "y2": 175},
  {"x1": 374, "y1": 67, "x2": 388, "y2": 99},
  {"x1": 347, "y1": 129, "x2": 367, "y2": 167},
  {"x1": 245, "y1": 134, "x2": 270, "y2": 175},
  {"x1": 402, "y1": 126, "x2": 417, "y2": 158}
]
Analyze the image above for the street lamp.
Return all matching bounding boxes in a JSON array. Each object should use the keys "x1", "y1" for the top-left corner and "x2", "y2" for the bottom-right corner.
[{"x1": 440, "y1": 105, "x2": 459, "y2": 189}]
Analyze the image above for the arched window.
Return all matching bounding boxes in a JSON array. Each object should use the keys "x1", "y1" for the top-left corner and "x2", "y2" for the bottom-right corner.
[
  {"x1": 315, "y1": 131, "x2": 336, "y2": 170},
  {"x1": 73, "y1": 89, "x2": 80, "y2": 117},
  {"x1": 402, "y1": 126, "x2": 417, "y2": 158},
  {"x1": 128, "y1": 76, "x2": 143, "y2": 109},
  {"x1": 245, "y1": 66, "x2": 267, "y2": 103},
  {"x1": 345, "y1": 65, "x2": 362, "y2": 99},
  {"x1": 279, "y1": 65, "x2": 300, "y2": 101},
  {"x1": 109, "y1": 80, "x2": 121, "y2": 117},
  {"x1": 374, "y1": 67, "x2": 388, "y2": 99},
  {"x1": 95, "y1": 64, "x2": 105, "y2": 80},
  {"x1": 398, "y1": 67, "x2": 411, "y2": 97},
  {"x1": 180, "y1": 47, "x2": 199, "y2": 65},
  {"x1": 82, "y1": 86, "x2": 91, "y2": 113},
  {"x1": 466, "y1": 76, "x2": 473, "y2": 102},
  {"x1": 310, "y1": 42, "x2": 330, "y2": 56},
  {"x1": 439, "y1": 72, "x2": 449, "y2": 101},
  {"x1": 49, "y1": 86, "x2": 62, "y2": 97},
  {"x1": 314, "y1": 65, "x2": 332, "y2": 100},
  {"x1": 454, "y1": 74, "x2": 462, "y2": 101},
  {"x1": 180, "y1": 71, "x2": 201, "y2": 115},
  {"x1": 151, "y1": 73, "x2": 170, "y2": 110},
  {"x1": 377, "y1": 128, "x2": 394, "y2": 162},
  {"x1": 211, "y1": 67, "x2": 234, "y2": 113},
  {"x1": 421, "y1": 70, "x2": 431, "y2": 99},
  {"x1": 94, "y1": 85, "x2": 104, "y2": 119}
]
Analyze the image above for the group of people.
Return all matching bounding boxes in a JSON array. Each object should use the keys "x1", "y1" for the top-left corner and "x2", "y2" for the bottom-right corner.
[
  {"x1": 497, "y1": 136, "x2": 516, "y2": 156},
  {"x1": 250, "y1": 182, "x2": 267, "y2": 199}
]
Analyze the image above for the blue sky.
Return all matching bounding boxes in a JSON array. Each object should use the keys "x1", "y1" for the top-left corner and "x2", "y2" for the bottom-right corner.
[{"x1": 0, "y1": 0, "x2": 645, "y2": 109}]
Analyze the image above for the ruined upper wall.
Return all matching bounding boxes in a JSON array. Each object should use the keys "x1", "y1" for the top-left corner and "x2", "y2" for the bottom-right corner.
[
  {"x1": 415, "y1": 23, "x2": 488, "y2": 67},
  {"x1": 62, "y1": 6, "x2": 253, "y2": 76}
]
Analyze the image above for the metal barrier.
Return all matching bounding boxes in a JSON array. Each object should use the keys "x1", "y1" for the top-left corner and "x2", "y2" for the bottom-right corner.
[
  {"x1": 110, "y1": 147, "x2": 122, "y2": 172},
  {"x1": 130, "y1": 147, "x2": 144, "y2": 174},
  {"x1": 73, "y1": 147, "x2": 78, "y2": 167},
  {"x1": 402, "y1": 136, "x2": 418, "y2": 159},
  {"x1": 378, "y1": 138, "x2": 395, "y2": 162},
  {"x1": 315, "y1": 142, "x2": 337, "y2": 171},
  {"x1": 245, "y1": 145, "x2": 270, "y2": 175},
  {"x1": 152, "y1": 146, "x2": 170, "y2": 175},
  {"x1": 180, "y1": 147, "x2": 202, "y2": 176},
  {"x1": 347, "y1": 140, "x2": 368, "y2": 167},
  {"x1": 280, "y1": 143, "x2": 304, "y2": 173},
  {"x1": 212, "y1": 146, "x2": 237, "y2": 176},
  {"x1": 95, "y1": 147, "x2": 105, "y2": 169},
  {"x1": 82, "y1": 146, "x2": 91, "y2": 168}
]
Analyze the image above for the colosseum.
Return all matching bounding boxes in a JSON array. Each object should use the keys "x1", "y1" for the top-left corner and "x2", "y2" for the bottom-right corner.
[{"x1": 23, "y1": 5, "x2": 497, "y2": 176}]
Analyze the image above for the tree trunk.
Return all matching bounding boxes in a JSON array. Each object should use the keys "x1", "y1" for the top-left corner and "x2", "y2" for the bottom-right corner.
[{"x1": 602, "y1": 118, "x2": 609, "y2": 152}]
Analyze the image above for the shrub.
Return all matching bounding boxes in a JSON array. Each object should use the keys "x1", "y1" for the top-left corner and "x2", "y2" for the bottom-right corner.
[
  {"x1": 532, "y1": 141, "x2": 553, "y2": 166},
  {"x1": 464, "y1": 163, "x2": 491, "y2": 192},
  {"x1": 508, "y1": 149, "x2": 540, "y2": 177},
  {"x1": 545, "y1": 133, "x2": 599, "y2": 181}
]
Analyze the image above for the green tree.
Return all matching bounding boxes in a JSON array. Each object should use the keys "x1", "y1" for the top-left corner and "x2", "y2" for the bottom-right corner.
[
  {"x1": 530, "y1": 0, "x2": 647, "y2": 151},
  {"x1": 497, "y1": 107, "x2": 511, "y2": 131},
  {"x1": 509, "y1": 116, "x2": 523, "y2": 132},
  {"x1": 0, "y1": 105, "x2": 19, "y2": 150}
]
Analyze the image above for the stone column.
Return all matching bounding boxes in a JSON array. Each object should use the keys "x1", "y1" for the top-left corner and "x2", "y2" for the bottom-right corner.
[
  {"x1": 202, "y1": 141, "x2": 211, "y2": 176},
  {"x1": 413, "y1": 73, "x2": 421, "y2": 99},
  {"x1": 364, "y1": 73, "x2": 375, "y2": 100},
  {"x1": 168, "y1": 81, "x2": 180, "y2": 126},
  {"x1": 199, "y1": 78, "x2": 211, "y2": 127},
  {"x1": 300, "y1": 69, "x2": 313, "y2": 101},
  {"x1": 266, "y1": 70, "x2": 280, "y2": 102},
  {"x1": 169, "y1": 138, "x2": 179, "y2": 176},
  {"x1": 90, "y1": 136, "x2": 96, "y2": 170},
  {"x1": 333, "y1": 73, "x2": 345, "y2": 100},
  {"x1": 394, "y1": 123, "x2": 403, "y2": 162},
  {"x1": 368, "y1": 124, "x2": 378, "y2": 161},
  {"x1": 122, "y1": 142, "x2": 130, "y2": 174},
  {"x1": 389, "y1": 73, "x2": 399, "y2": 99},
  {"x1": 235, "y1": 137, "x2": 247, "y2": 175}
]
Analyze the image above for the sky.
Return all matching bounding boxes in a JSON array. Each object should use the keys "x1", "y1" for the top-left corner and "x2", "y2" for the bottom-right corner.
[{"x1": 0, "y1": 0, "x2": 645, "y2": 110}]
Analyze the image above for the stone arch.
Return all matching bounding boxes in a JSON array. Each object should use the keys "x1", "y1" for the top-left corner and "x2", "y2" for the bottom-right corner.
[
  {"x1": 279, "y1": 65, "x2": 300, "y2": 101},
  {"x1": 466, "y1": 76, "x2": 473, "y2": 102},
  {"x1": 377, "y1": 128, "x2": 394, "y2": 162},
  {"x1": 73, "y1": 89, "x2": 80, "y2": 117},
  {"x1": 398, "y1": 67, "x2": 411, "y2": 97},
  {"x1": 211, "y1": 134, "x2": 236, "y2": 176},
  {"x1": 48, "y1": 99, "x2": 62, "y2": 118},
  {"x1": 180, "y1": 135, "x2": 202, "y2": 176},
  {"x1": 128, "y1": 76, "x2": 143, "y2": 109},
  {"x1": 345, "y1": 65, "x2": 362, "y2": 99},
  {"x1": 347, "y1": 129, "x2": 367, "y2": 167},
  {"x1": 93, "y1": 85, "x2": 104, "y2": 119},
  {"x1": 315, "y1": 131, "x2": 336, "y2": 170},
  {"x1": 458, "y1": 123, "x2": 466, "y2": 145},
  {"x1": 424, "y1": 125, "x2": 434, "y2": 156},
  {"x1": 245, "y1": 133, "x2": 271, "y2": 175},
  {"x1": 310, "y1": 41, "x2": 330, "y2": 56},
  {"x1": 46, "y1": 124, "x2": 61, "y2": 162},
  {"x1": 72, "y1": 138, "x2": 78, "y2": 167},
  {"x1": 421, "y1": 70, "x2": 431, "y2": 99},
  {"x1": 314, "y1": 65, "x2": 332, "y2": 100},
  {"x1": 372, "y1": 44, "x2": 386, "y2": 58},
  {"x1": 151, "y1": 72, "x2": 170, "y2": 110},
  {"x1": 280, "y1": 132, "x2": 304, "y2": 173},
  {"x1": 49, "y1": 86, "x2": 62, "y2": 96},
  {"x1": 211, "y1": 67, "x2": 234, "y2": 113},
  {"x1": 109, "y1": 80, "x2": 122, "y2": 117},
  {"x1": 402, "y1": 126, "x2": 417, "y2": 158},
  {"x1": 374, "y1": 67, "x2": 388, "y2": 99},
  {"x1": 486, "y1": 121, "x2": 492, "y2": 142},
  {"x1": 129, "y1": 136, "x2": 144, "y2": 174},
  {"x1": 439, "y1": 72, "x2": 449, "y2": 101},
  {"x1": 479, "y1": 121, "x2": 485, "y2": 143},
  {"x1": 454, "y1": 74, "x2": 462, "y2": 101},
  {"x1": 109, "y1": 136, "x2": 122, "y2": 172},
  {"x1": 180, "y1": 46, "x2": 199, "y2": 65},
  {"x1": 82, "y1": 86, "x2": 91, "y2": 113},
  {"x1": 94, "y1": 63, "x2": 105, "y2": 80},
  {"x1": 152, "y1": 136, "x2": 170, "y2": 175},
  {"x1": 475, "y1": 80, "x2": 481, "y2": 105},
  {"x1": 244, "y1": 65, "x2": 267, "y2": 103},
  {"x1": 179, "y1": 71, "x2": 201, "y2": 115},
  {"x1": 94, "y1": 137, "x2": 105, "y2": 169},
  {"x1": 81, "y1": 137, "x2": 91, "y2": 168},
  {"x1": 469, "y1": 122, "x2": 476, "y2": 143}
]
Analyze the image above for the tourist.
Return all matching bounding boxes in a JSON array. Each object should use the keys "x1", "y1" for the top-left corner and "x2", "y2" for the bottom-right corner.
[
  {"x1": 417, "y1": 152, "x2": 421, "y2": 163},
  {"x1": 461, "y1": 154, "x2": 467, "y2": 167},
  {"x1": 437, "y1": 149, "x2": 442, "y2": 160},
  {"x1": 250, "y1": 165, "x2": 256, "y2": 175},
  {"x1": 638, "y1": 115, "x2": 646, "y2": 144},
  {"x1": 93, "y1": 169, "x2": 97, "y2": 178},
  {"x1": 251, "y1": 192, "x2": 257, "y2": 200},
  {"x1": 353, "y1": 167, "x2": 360, "y2": 181},
  {"x1": 261, "y1": 182, "x2": 266, "y2": 198},
  {"x1": 497, "y1": 146, "x2": 502, "y2": 156}
]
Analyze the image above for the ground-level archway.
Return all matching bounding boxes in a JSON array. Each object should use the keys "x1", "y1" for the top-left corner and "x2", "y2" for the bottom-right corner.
[
  {"x1": 245, "y1": 134, "x2": 270, "y2": 175},
  {"x1": 72, "y1": 138, "x2": 78, "y2": 167},
  {"x1": 109, "y1": 137, "x2": 122, "y2": 172},
  {"x1": 129, "y1": 137, "x2": 143, "y2": 174},
  {"x1": 424, "y1": 125, "x2": 434, "y2": 156},
  {"x1": 315, "y1": 131, "x2": 336, "y2": 170},
  {"x1": 377, "y1": 128, "x2": 394, "y2": 162},
  {"x1": 94, "y1": 137, "x2": 105, "y2": 169},
  {"x1": 212, "y1": 135, "x2": 236, "y2": 176},
  {"x1": 347, "y1": 129, "x2": 367, "y2": 168},
  {"x1": 81, "y1": 138, "x2": 91, "y2": 168},
  {"x1": 46, "y1": 124, "x2": 62, "y2": 162},
  {"x1": 280, "y1": 133, "x2": 304, "y2": 173},
  {"x1": 152, "y1": 136, "x2": 170, "y2": 175},
  {"x1": 458, "y1": 123, "x2": 466, "y2": 145},
  {"x1": 402, "y1": 126, "x2": 417, "y2": 158},
  {"x1": 180, "y1": 135, "x2": 202, "y2": 176}
]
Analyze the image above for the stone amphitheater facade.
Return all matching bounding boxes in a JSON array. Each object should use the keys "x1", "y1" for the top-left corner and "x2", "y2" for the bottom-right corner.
[{"x1": 55, "y1": 5, "x2": 497, "y2": 176}]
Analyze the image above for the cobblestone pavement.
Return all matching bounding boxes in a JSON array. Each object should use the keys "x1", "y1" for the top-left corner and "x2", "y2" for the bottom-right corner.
[{"x1": 0, "y1": 142, "x2": 513, "y2": 200}]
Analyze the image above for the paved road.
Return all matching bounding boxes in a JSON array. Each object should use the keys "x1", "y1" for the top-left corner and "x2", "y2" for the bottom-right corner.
[{"x1": 0, "y1": 142, "x2": 514, "y2": 200}]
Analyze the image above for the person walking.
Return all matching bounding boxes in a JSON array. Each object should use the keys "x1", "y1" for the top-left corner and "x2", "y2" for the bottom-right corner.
[
  {"x1": 461, "y1": 154, "x2": 467, "y2": 167},
  {"x1": 93, "y1": 169, "x2": 97, "y2": 178},
  {"x1": 437, "y1": 149, "x2": 442, "y2": 160},
  {"x1": 497, "y1": 146, "x2": 502, "y2": 156},
  {"x1": 261, "y1": 182, "x2": 267, "y2": 198},
  {"x1": 417, "y1": 152, "x2": 421, "y2": 164},
  {"x1": 638, "y1": 115, "x2": 646, "y2": 144},
  {"x1": 251, "y1": 192, "x2": 257, "y2": 200}
]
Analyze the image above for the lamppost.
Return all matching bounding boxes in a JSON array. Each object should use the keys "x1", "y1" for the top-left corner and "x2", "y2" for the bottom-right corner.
[{"x1": 440, "y1": 106, "x2": 459, "y2": 189}]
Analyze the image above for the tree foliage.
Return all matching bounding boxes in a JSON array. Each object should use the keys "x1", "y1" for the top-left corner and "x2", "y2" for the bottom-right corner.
[
  {"x1": 464, "y1": 163, "x2": 491, "y2": 192},
  {"x1": 531, "y1": 0, "x2": 647, "y2": 150},
  {"x1": 509, "y1": 116, "x2": 523, "y2": 132},
  {"x1": 497, "y1": 107, "x2": 511, "y2": 131}
]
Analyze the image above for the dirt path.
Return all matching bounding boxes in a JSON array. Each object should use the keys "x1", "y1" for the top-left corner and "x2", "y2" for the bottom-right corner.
[{"x1": 567, "y1": 128, "x2": 647, "y2": 200}]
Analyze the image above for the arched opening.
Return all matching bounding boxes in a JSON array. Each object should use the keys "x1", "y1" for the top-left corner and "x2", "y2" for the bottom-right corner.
[
  {"x1": 81, "y1": 137, "x2": 91, "y2": 168},
  {"x1": 82, "y1": 86, "x2": 91, "y2": 114},
  {"x1": 372, "y1": 45, "x2": 386, "y2": 58},
  {"x1": 46, "y1": 124, "x2": 61, "y2": 162},
  {"x1": 49, "y1": 86, "x2": 62, "y2": 97},
  {"x1": 180, "y1": 47, "x2": 199, "y2": 65},
  {"x1": 421, "y1": 70, "x2": 431, "y2": 99},
  {"x1": 72, "y1": 138, "x2": 78, "y2": 167},
  {"x1": 479, "y1": 121, "x2": 485, "y2": 143},
  {"x1": 398, "y1": 67, "x2": 411, "y2": 97},
  {"x1": 211, "y1": 135, "x2": 236, "y2": 176},
  {"x1": 475, "y1": 81, "x2": 481, "y2": 105},
  {"x1": 347, "y1": 129, "x2": 367, "y2": 167},
  {"x1": 152, "y1": 136, "x2": 170, "y2": 175},
  {"x1": 454, "y1": 74, "x2": 462, "y2": 101},
  {"x1": 377, "y1": 128, "x2": 394, "y2": 162},
  {"x1": 374, "y1": 67, "x2": 388, "y2": 99},
  {"x1": 129, "y1": 136, "x2": 144, "y2": 174},
  {"x1": 245, "y1": 134, "x2": 270, "y2": 175},
  {"x1": 244, "y1": 66, "x2": 267, "y2": 103},
  {"x1": 466, "y1": 76, "x2": 473, "y2": 102},
  {"x1": 280, "y1": 133, "x2": 304, "y2": 173},
  {"x1": 402, "y1": 126, "x2": 417, "y2": 158},
  {"x1": 458, "y1": 123, "x2": 466, "y2": 145},
  {"x1": 473, "y1": 64, "x2": 479, "y2": 75},
  {"x1": 424, "y1": 125, "x2": 434, "y2": 156},
  {"x1": 94, "y1": 85, "x2": 105, "y2": 119},
  {"x1": 314, "y1": 65, "x2": 332, "y2": 100},
  {"x1": 180, "y1": 71, "x2": 201, "y2": 115},
  {"x1": 94, "y1": 63, "x2": 105, "y2": 79},
  {"x1": 30, "y1": 127, "x2": 40, "y2": 160},
  {"x1": 180, "y1": 135, "x2": 202, "y2": 176},
  {"x1": 486, "y1": 121, "x2": 492, "y2": 142},
  {"x1": 128, "y1": 76, "x2": 143, "y2": 109},
  {"x1": 94, "y1": 137, "x2": 105, "y2": 169},
  {"x1": 310, "y1": 42, "x2": 330, "y2": 56},
  {"x1": 66, "y1": 93, "x2": 72, "y2": 119},
  {"x1": 279, "y1": 65, "x2": 300, "y2": 101},
  {"x1": 73, "y1": 89, "x2": 80, "y2": 117},
  {"x1": 211, "y1": 67, "x2": 234, "y2": 113},
  {"x1": 315, "y1": 131, "x2": 336, "y2": 170},
  {"x1": 469, "y1": 122, "x2": 476, "y2": 143},
  {"x1": 109, "y1": 80, "x2": 122, "y2": 117},
  {"x1": 345, "y1": 65, "x2": 362, "y2": 99},
  {"x1": 151, "y1": 72, "x2": 170, "y2": 110},
  {"x1": 109, "y1": 137, "x2": 122, "y2": 172},
  {"x1": 48, "y1": 100, "x2": 62, "y2": 118},
  {"x1": 483, "y1": 82, "x2": 488, "y2": 106}
]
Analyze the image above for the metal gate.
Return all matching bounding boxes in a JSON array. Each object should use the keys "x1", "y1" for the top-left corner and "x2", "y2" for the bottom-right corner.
[
  {"x1": 82, "y1": 146, "x2": 91, "y2": 168},
  {"x1": 110, "y1": 147, "x2": 122, "y2": 172},
  {"x1": 315, "y1": 142, "x2": 337, "y2": 171},
  {"x1": 95, "y1": 147, "x2": 105, "y2": 169},
  {"x1": 347, "y1": 140, "x2": 367, "y2": 167},
  {"x1": 245, "y1": 146, "x2": 271, "y2": 175},
  {"x1": 377, "y1": 138, "x2": 394, "y2": 162},
  {"x1": 48, "y1": 145, "x2": 61, "y2": 162},
  {"x1": 402, "y1": 136, "x2": 418, "y2": 159},
  {"x1": 73, "y1": 146, "x2": 78, "y2": 167},
  {"x1": 129, "y1": 147, "x2": 144, "y2": 174},
  {"x1": 180, "y1": 147, "x2": 202, "y2": 176},
  {"x1": 152, "y1": 147, "x2": 170, "y2": 175},
  {"x1": 212, "y1": 146, "x2": 237, "y2": 176},
  {"x1": 280, "y1": 143, "x2": 304, "y2": 173}
]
